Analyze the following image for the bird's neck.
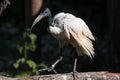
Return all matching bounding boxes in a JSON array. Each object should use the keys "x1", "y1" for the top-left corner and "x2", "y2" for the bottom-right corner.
[{"x1": 48, "y1": 12, "x2": 52, "y2": 26}]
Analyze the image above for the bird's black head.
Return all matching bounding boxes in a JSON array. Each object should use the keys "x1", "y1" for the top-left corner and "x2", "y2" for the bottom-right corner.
[
  {"x1": 30, "y1": 8, "x2": 51, "y2": 33},
  {"x1": 42, "y1": 8, "x2": 51, "y2": 17}
]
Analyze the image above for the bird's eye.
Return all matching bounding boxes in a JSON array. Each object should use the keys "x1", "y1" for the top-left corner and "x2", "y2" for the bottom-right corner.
[
  {"x1": 54, "y1": 19, "x2": 57, "y2": 23},
  {"x1": 54, "y1": 19, "x2": 59, "y2": 24},
  {"x1": 44, "y1": 11, "x2": 47, "y2": 14}
]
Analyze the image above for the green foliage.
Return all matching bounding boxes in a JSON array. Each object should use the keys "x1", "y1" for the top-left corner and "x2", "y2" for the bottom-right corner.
[
  {"x1": 28, "y1": 34, "x2": 37, "y2": 51},
  {"x1": 13, "y1": 57, "x2": 39, "y2": 77},
  {"x1": 38, "y1": 62, "x2": 47, "y2": 69},
  {"x1": 17, "y1": 33, "x2": 37, "y2": 54},
  {"x1": 23, "y1": 32, "x2": 37, "y2": 51},
  {"x1": 13, "y1": 57, "x2": 25, "y2": 69},
  {"x1": 13, "y1": 31, "x2": 41, "y2": 77}
]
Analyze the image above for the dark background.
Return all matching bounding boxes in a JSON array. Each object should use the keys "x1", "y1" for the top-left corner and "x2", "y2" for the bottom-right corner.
[{"x1": 0, "y1": 0, "x2": 120, "y2": 76}]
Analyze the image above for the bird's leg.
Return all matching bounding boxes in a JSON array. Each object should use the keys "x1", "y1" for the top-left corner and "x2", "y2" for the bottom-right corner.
[
  {"x1": 73, "y1": 53, "x2": 78, "y2": 80},
  {"x1": 48, "y1": 48, "x2": 63, "y2": 73},
  {"x1": 39, "y1": 48, "x2": 63, "y2": 73}
]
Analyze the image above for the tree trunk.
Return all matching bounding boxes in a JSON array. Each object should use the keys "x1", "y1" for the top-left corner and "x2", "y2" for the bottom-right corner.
[
  {"x1": 31, "y1": 0, "x2": 43, "y2": 16},
  {"x1": 0, "y1": 72, "x2": 120, "y2": 80},
  {"x1": 25, "y1": 0, "x2": 43, "y2": 62}
]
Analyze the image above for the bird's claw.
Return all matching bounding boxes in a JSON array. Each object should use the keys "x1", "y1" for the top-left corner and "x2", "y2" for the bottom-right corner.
[
  {"x1": 38, "y1": 68, "x2": 49, "y2": 72},
  {"x1": 70, "y1": 71, "x2": 78, "y2": 80},
  {"x1": 39, "y1": 65, "x2": 57, "y2": 74},
  {"x1": 70, "y1": 71, "x2": 78, "y2": 74},
  {"x1": 48, "y1": 68, "x2": 57, "y2": 73},
  {"x1": 48, "y1": 67, "x2": 53, "y2": 72}
]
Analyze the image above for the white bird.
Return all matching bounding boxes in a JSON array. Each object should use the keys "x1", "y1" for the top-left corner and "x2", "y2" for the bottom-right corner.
[{"x1": 30, "y1": 8, "x2": 95, "y2": 79}]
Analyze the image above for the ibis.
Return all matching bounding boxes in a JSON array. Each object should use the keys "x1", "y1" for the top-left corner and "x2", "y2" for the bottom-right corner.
[{"x1": 30, "y1": 8, "x2": 95, "y2": 80}]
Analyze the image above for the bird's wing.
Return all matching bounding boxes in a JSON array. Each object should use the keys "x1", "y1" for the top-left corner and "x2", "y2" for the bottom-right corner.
[
  {"x1": 63, "y1": 23, "x2": 70, "y2": 39},
  {"x1": 64, "y1": 17, "x2": 95, "y2": 40},
  {"x1": 63, "y1": 17, "x2": 95, "y2": 58},
  {"x1": 80, "y1": 19, "x2": 95, "y2": 40}
]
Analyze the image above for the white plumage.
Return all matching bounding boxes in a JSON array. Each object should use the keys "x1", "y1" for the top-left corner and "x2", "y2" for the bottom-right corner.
[
  {"x1": 48, "y1": 12, "x2": 95, "y2": 58},
  {"x1": 30, "y1": 8, "x2": 95, "y2": 77}
]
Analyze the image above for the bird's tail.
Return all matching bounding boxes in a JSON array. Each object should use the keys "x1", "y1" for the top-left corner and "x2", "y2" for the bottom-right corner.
[
  {"x1": 76, "y1": 36, "x2": 94, "y2": 59},
  {"x1": 69, "y1": 29, "x2": 95, "y2": 59}
]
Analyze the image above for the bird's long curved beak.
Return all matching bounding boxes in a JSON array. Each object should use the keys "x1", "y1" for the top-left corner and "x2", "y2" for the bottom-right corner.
[{"x1": 30, "y1": 13, "x2": 46, "y2": 33}]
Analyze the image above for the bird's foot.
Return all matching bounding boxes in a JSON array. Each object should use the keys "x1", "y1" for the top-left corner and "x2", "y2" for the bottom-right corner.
[
  {"x1": 48, "y1": 64, "x2": 57, "y2": 73},
  {"x1": 70, "y1": 71, "x2": 78, "y2": 80},
  {"x1": 39, "y1": 56, "x2": 63, "y2": 74},
  {"x1": 39, "y1": 64, "x2": 57, "y2": 74},
  {"x1": 70, "y1": 71, "x2": 78, "y2": 74}
]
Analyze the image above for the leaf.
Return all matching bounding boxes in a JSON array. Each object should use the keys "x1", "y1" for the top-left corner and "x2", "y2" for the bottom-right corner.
[
  {"x1": 13, "y1": 57, "x2": 25, "y2": 69},
  {"x1": 13, "y1": 63, "x2": 19, "y2": 69},
  {"x1": 29, "y1": 34, "x2": 37, "y2": 44},
  {"x1": 38, "y1": 62, "x2": 47, "y2": 68},
  {"x1": 17, "y1": 46, "x2": 24, "y2": 54},
  {"x1": 27, "y1": 43, "x2": 36, "y2": 51},
  {"x1": 26, "y1": 60, "x2": 37, "y2": 70}
]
